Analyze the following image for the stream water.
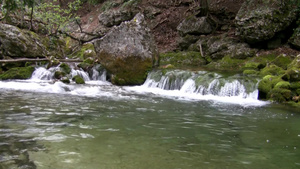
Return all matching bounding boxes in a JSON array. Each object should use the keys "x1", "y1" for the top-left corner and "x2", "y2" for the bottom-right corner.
[{"x1": 0, "y1": 67, "x2": 300, "y2": 169}]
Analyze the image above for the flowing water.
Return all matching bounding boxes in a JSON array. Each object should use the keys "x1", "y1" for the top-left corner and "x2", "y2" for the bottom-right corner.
[{"x1": 0, "y1": 67, "x2": 300, "y2": 169}]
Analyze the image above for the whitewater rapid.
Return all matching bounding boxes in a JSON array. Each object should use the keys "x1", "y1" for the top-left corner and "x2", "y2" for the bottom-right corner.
[{"x1": 0, "y1": 67, "x2": 268, "y2": 107}]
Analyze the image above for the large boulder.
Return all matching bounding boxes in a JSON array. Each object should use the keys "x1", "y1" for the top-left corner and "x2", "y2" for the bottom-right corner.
[
  {"x1": 190, "y1": 34, "x2": 257, "y2": 60},
  {"x1": 177, "y1": 16, "x2": 213, "y2": 36},
  {"x1": 93, "y1": 13, "x2": 159, "y2": 85},
  {"x1": 0, "y1": 23, "x2": 49, "y2": 58},
  {"x1": 235, "y1": 0, "x2": 297, "y2": 44}
]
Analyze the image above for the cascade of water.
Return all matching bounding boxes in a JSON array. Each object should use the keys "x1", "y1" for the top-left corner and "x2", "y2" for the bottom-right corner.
[
  {"x1": 30, "y1": 64, "x2": 108, "y2": 82},
  {"x1": 91, "y1": 67, "x2": 107, "y2": 81},
  {"x1": 143, "y1": 70, "x2": 259, "y2": 99},
  {"x1": 31, "y1": 67, "x2": 59, "y2": 80},
  {"x1": 71, "y1": 69, "x2": 91, "y2": 81}
]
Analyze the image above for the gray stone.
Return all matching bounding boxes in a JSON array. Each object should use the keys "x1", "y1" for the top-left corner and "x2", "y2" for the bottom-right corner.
[
  {"x1": 289, "y1": 27, "x2": 300, "y2": 50},
  {"x1": 0, "y1": 23, "x2": 48, "y2": 58},
  {"x1": 93, "y1": 13, "x2": 159, "y2": 85},
  {"x1": 235, "y1": 0, "x2": 297, "y2": 44},
  {"x1": 193, "y1": 34, "x2": 257, "y2": 60},
  {"x1": 98, "y1": 8, "x2": 135, "y2": 27},
  {"x1": 177, "y1": 16, "x2": 213, "y2": 36}
]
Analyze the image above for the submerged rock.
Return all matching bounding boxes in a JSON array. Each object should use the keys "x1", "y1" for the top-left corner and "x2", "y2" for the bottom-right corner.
[
  {"x1": 93, "y1": 13, "x2": 159, "y2": 85},
  {"x1": 72, "y1": 75, "x2": 85, "y2": 84},
  {"x1": 235, "y1": 0, "x2": 297, "y2": 44}
]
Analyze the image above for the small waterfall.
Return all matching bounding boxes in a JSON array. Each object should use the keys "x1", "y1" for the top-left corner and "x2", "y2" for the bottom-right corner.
[
  {"x1": 30, "y1": 64, "x2": 107, "y2": 82},
  {"x1": 91, "y1": 65, "x2": 107, "y2": 81},
  {"x1": 31, "y1": 67, "x2": 58, "y2": 80},
  {"x1": 143, "y1": 70, "x2": 259, "y2": 99},
  {"x1": 71, "y1": 69, "x2": 90, "y2": 81}
]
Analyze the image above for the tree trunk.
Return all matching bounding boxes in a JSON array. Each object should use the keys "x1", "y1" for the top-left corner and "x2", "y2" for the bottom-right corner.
[{"x1": 0, "y1": 58, "x2": 82, "y2": 63}]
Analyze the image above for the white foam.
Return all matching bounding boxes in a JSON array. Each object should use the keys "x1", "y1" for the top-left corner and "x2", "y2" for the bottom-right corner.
[{"x1": 125, "y1": 85, "x2": 268, "y2": 107}]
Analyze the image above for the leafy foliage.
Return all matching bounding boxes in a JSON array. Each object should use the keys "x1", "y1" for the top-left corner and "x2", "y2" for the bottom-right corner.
[{"x1": 34, "y1": 0, "x2": 82, "y2": 35}]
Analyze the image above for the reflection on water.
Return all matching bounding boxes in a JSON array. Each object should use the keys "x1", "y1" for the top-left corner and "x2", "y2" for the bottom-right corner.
[{"x1": 0, "y1": 90, "x2": 300, "y2": 169}]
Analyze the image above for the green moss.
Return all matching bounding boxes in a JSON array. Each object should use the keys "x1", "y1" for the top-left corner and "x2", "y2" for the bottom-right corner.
[
  {"x1": 59, "y1": 63, "x2": 71, "y2": 74},
  {"x1": 283, "y1": 68, "x2": 300, "y2": 82},
  {"x1": 61, "y1": 78, "x2": 70, "y2": 84},
  {"x1": 271, "y1": 55, "x2": 292, "y2": 69},
  {"x1": 0, "y1": 66, "x2": 35, "y2": 80},
  {"x1": 243, "y1": 69, "x2": 259, "y2": 76},
  {"x1": 258, "y1": 75, "x2": 282, "y2": 99},
  {"x1": 274, "y1": 81, "x2": 290, "y2": 89},
  {"x1": 78, "y1": 58, "x2": 94, "y2": 71},
  {"x1": 260, "y1": 64, "x2": 285, "y2": 77},
  {"x1": 290, "y1": 82, "x2": 300, "y2": 90},
  {"x1": 243, "y1": 62, "x2": 265, "y2": 70},
  {"x1": 72, "y1": 75, "x2": 85, "y2": 84},
  {"x1": 251, "y1": 54, "x2": 277, "y2": 65},
  {"x1": 99, "y1": 52, "x2": 152, "y2": 85},
  {"x1": 160, "y1": 51, "x2": 207, "y2": 68},
  {"x1": 206, "y1": 55, "x2": 246, "y2": 71},
  {"x1": 71, "y1": 43, "x2": 96, "y2": 60},
  {"x1": 296, "y1": 89, "x2": 300, "y2": 95},
  {"x1": 268, "y1": 88, "x2": 292, "y2": 102},
  {"x1": 54, "y1": 71, "x2": 66, "y2": 79}
]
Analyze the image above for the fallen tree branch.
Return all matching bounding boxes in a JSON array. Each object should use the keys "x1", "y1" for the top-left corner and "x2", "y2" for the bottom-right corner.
[{"x1": 0, "y1": 58, "x2": 82, "y2": 63}]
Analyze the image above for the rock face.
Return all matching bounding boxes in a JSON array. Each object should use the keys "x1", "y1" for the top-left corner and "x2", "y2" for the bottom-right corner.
[
  {"x1": 0, "y1": 23, "x2": 48, "y2": 58},
  {"x1": 177, "y1": 16, "x2": 213, "y2": 36},
  {"x1": 235, "y1": 0, "x2": 297, "y2": 44},
  {"x1": 289, "y1": 28, "x2": 300, "y2": 50},
  {"x1": 93, "y1": 13, "x2": 159, "y2": 85},
  {"x1": 190, "y1": 34, "x2": 257, "y2": 60},
  {"x1": 98, "y1": 8, "x2": 136, "y2": 27}
]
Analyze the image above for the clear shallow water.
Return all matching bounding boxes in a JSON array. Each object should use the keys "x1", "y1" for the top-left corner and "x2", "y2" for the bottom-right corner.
[{"x1": 0, "y1": 87, "x2": 300, "y2": 169}]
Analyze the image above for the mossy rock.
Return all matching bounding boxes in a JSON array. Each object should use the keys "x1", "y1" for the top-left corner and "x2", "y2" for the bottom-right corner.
[
  {"x1": 99, "y1": 52, "x2": 153, "y2": 86},
  {"x1": 72, "y1": 75, "x2": 85, "y2": 84},
  {"x1": 61, "y1": 78, "x2": 70, "y2": 84},
  {"x1": 268, "y1": 88, "x2": 292, "y2": 102},
  {"x1": 78, "y1": 58, "x2": 94, "y2": 71},
  {"x1": 0, "y1": 66, "x2": 35, "y2": 80},
  {"x1": 258, "y1": 75, "x2": 282, "y2": 99},
  {"x1": 159, "y1": 51, "x2": 207, "y2": 67},
  {"x1": 59, "y1": 63, "x2": 71, "y2": 74},
  {"x1": 274, "y1": 81, "x2": 290, "y2": 89},
  {"x1": 0, "y1": 62, "x2": 24, "y2": 71},
  {"x1": 283, "y1": 68, "x2": 300, "y2": 82},
  {"x1": 296, "y1": 89, "x2": 300, "y2": 95},
  {"x1": 290, "y1": 82, "x2": 300, "y2": 90},
  {"x1": 206, "y1": 55, "x2": 246, "y2": 71},
  {"x1": 54, "y1": 71, "x2": 66, "y2": 79},
  {"x1": 251, "y1": 54, "x2": 277, "y2": 65},
  {"x1": 271, "y1": 55, "x2": 292, "y2": 69},
  {"x1": 288, "y1": 56, "x2": 300, "y2": 69},
  {"x1": 64, "y1": 37, "x2": 80, "y2": 55},
  {"x1": 243, "y1": 62, "x2": 265, "y2": 70},
  {"x1": 260, "y1": 64, "x2": 285, "y2": 77},
  {"x1": 71, "y1": 43, "x2": 96, "y2": 60},
  {"x1": 243, "y1": 69, "x2": 259, "y2": 76}
]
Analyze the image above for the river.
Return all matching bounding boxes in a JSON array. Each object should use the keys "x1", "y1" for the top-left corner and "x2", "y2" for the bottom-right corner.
[{"x1": 0, "y1": 67, "x2": 299, "y2": 169}]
